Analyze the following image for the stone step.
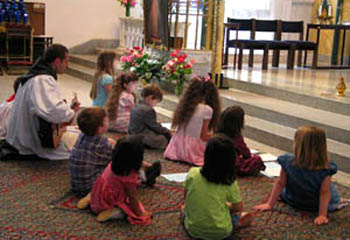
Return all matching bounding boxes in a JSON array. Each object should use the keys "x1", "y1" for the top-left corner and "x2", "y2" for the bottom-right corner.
[
  {"x1": 219, "y1": 88, "x2": 350, "y2": 145},
  {"x1": 66, "y1": 62, "x2": 95, "y2": 83},
  {"x1": 70, "y1": 54, "x2": 97, "y2": 69},
  {"x1": 159, "y1": 93, "x2": 350, "y2": 173},
  {"x1": 225, "y1": 77, "x2": 350, "y2": 116}
]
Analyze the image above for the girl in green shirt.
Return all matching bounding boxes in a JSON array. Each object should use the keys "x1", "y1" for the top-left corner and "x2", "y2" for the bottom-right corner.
[{"x1": 182, "y1": 134, "x2": 254, "y2": 240}]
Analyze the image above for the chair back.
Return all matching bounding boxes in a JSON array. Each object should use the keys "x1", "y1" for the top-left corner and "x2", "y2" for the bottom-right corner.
[
  {"x1": 281, "y1": 20, "x2": 304, "y2": 40},
  {"x1": 227, "y1": 18, "x2": 255, "y2": 39}
]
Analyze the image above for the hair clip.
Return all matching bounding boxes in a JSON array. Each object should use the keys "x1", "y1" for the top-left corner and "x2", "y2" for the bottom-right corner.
[{"x1": 193, "y1": 74, "x2": 211, "y2": 82}]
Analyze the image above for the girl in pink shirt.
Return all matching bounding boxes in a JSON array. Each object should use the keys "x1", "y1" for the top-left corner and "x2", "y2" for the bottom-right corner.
[
  {"x1": 105, "y1": 72, "x2": 138, "y2": 133},
  {"x1": 164, "y1": 76, "x2": 221, "y2": 166}
]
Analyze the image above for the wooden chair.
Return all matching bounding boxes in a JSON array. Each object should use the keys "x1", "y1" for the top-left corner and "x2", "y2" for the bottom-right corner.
[
  {"x1": 279, "y1": 20, "x2": 318, "y2": 69},
  {"x1": 224, "y1": 18, "x2": 255, "y2": 69}
]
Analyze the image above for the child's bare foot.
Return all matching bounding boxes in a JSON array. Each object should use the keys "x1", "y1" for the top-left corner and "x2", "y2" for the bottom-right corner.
[
  {"x1": 77, "y1": 193, "x2": 91, "y2": 209},
  {"x1": 237, "y1": 212, "x2": 254, "y2": 228},
  {"x1": 96, "y1": 208, "x2": 125, "y2": 222}
]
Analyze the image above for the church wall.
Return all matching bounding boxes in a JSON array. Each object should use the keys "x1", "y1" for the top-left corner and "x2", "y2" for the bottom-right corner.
[{"x1": 25, "y1": 0, "x2": 124, "y2": 48}]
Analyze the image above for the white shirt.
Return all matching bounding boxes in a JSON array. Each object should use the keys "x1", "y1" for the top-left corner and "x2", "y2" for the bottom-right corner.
[{"x1": 6, "y1": 74, "x2": 74, "y2": 160}]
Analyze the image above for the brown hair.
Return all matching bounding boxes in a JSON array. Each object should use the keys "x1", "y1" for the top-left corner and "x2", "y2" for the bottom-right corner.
[
  {"x1": 105, "y1": 71, "x2": 138, "y2": 121},
  {"x1": 141, "y1": 84, "x2": 163, "y2": 101},
  {"x1": 293, "y1": 126, "x2": 329, "y2": 170},
  {"x1": 172, "y1": 78, "x2": 221, "y2": 131},
  {"x1": 216, "y1": 106, "x2": 244, "y2": 139},
  {"x1": 77, "y1": 107, "x2": 106, "y2": 136},
  {"x1": 90, "y1": 51, "x2": 117, "y2": 100}
]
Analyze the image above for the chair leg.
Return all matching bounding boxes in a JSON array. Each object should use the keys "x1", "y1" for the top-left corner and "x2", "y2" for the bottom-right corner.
[
  {"x1": 233, "y1": 47, "x2": 237, "y2": 69},
  {"x1": 297, "y1": 50, "x2": 302, "y2": 67},
  {"x1": 262, "y1": 47, "x2": 268, "y2": 70},
  {"x1": 248, "y1": 49, "x2": 254, "y2": 68},
  {"x1": 238, "y1": 47, "x2": 243, "y2": 70},
  {"x1": 272, "y1": 49, "x2": 280, "y2": 67},
  {"x1": 287, "y1": 47, "x2": 295, "y2": 70},
  {"x1": 312, "y1": 49, "x2": 318, "y2": 69}
]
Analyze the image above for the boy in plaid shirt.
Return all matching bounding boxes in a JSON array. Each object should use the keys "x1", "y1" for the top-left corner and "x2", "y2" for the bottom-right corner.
[{"x1": 69, "y1": 107, "x2": 115, "y2": 197}]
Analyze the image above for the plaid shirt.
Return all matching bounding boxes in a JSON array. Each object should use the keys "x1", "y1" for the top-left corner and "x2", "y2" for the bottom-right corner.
[{"x1": 69, "y1": 133, "x2": 113, "y2": 196}]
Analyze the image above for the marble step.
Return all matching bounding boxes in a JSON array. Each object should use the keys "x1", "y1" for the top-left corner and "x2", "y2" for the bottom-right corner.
[
  {"x1": 220, "y1": 88, "x2": 350, "y2": 145},
  {"x1": 159, "y1": 93, "x2": 350, "y2": 173},
  {"x1": 66, "y1": 62, "x2": 95, "y2": 83},
  {"x1": 69, "y1": 54, "x2": 97, "y2": 69},
  {"x1": 225, "y1": 77, "x2": 350, "y2": 116}
]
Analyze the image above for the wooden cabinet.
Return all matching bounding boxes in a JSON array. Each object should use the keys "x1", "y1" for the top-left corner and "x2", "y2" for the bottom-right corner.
[{"x1": 24, "y1": 2, "x2": 45, "y2": 35}]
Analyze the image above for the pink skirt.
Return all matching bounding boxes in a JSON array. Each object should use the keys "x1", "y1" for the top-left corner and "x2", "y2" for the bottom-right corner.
[{"x1": 164, "y1": 134, "x2": 207, "y2": 166}]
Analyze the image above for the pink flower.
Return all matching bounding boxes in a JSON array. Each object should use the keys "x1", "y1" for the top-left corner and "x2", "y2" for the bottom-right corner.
[
  {"x1": 120, "y1": 56, "x2": 128, "y2": 62},
  {"x1": 131, "y1": 0, "x2": 136, "y2": 6}
]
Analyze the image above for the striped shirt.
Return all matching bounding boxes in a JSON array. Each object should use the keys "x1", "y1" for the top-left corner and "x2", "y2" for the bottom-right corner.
[{"x1": 109, "y1": 91, "x2": 135, "y2": 133}]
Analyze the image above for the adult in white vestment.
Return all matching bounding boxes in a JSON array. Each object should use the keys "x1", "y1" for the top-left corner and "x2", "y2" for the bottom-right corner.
[{"x1": 6, "y1": 44, "x2": 79, "y2": 160}]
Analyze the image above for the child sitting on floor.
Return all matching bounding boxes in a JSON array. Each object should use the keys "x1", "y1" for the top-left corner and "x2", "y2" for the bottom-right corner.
[
  {"x1": 254, "y1": 126, "x2": 349, "y2": 225},
  {"x1": 105, "y1": 71, "x2": 138, "y2": 133},
  {"x1": 164, "y1": 76, "x2": 221, "y2": 166},
  {"x1": 77, "y1": 135, "x2": 159, "y2": 225},
  {"x1": 216, "y1": 106, "x2": 265, "y2": 176},
  {"x1": 90, "y1": 51, "x2": 117, "y2": 107},
  {"x1": 182, "y1": 134, "x2": 254, "y2": 239},
  {"x1": 69, "y1": 107, "x2": 115, "y2": 197},
  {"x1": 128, "y1": 84, "x2": 171, "y2": 149}
]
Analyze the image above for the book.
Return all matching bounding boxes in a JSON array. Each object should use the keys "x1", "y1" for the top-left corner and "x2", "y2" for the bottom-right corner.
[
  {"x1": 161, "y1": 173, "x2": 188, "y2": 182},
  {"x1": 261, "y1": 162, "x2": 281, "y2": 178},
  {"x1": 259, "y1": 153, "x2": 277, "y2": 162}
]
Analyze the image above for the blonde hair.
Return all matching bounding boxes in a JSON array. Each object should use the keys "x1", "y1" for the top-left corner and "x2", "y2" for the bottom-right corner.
[
  {"x1": 90, "y1": 51, "x2": 117, "y2": 100},
  {"x1": 105, "y1": 71, "x2": 138, "y2": 121},
  {"x1": 293, "y1": 126, "x2": 329, "y2": 170}
]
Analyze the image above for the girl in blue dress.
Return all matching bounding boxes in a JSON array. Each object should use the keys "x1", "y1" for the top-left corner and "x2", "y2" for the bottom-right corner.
[{"x1": 254, "y1": 126, "x2": 349, "y2": 225}]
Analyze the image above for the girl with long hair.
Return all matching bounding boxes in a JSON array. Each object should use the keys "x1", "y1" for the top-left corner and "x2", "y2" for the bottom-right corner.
[
  {"x1": 164, "y1": 76, "x2": 221, "y2": 166},
  {"x1": 105, "y1": 71, "x2": 138, "y2": 133},
  {"x1": 90, "y1": 51, "x2": 117, "y2": 107},
  {"x1": 254, "y1": 126, "x2": 349, "y2": 225}
]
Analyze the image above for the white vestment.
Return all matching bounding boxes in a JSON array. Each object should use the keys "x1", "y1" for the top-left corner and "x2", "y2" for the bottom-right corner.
[{"x1": 6, "y1": 74, "x2": 74, "y2": 160}]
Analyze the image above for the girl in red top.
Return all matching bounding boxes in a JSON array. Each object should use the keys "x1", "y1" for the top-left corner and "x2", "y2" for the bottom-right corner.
[
  {"x1": 216, "y1": 106, "x2": 265, "y2": 176},
  {"x1": 78, "y1": 135, "x2": 153, "y2": 225}
]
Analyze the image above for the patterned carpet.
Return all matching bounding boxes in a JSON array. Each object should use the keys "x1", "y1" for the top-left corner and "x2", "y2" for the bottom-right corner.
[{"x1": 1, "y1": 116, "x2": 350, "y2": 239}]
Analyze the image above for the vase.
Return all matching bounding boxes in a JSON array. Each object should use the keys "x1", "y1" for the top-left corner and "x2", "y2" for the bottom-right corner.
[
  {"x1": 336, "y1": 77, "x2": 346, "y2": 96},
  {"x1": 125, "y1": 5, "x2": 130, "y2": 17}
]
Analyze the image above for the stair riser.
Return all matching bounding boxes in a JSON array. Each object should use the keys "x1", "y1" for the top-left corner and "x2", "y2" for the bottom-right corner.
[
  {"x1": 226, "y1": 77, "x2": 350, "y2": 116},
  {"x1": 69, "y1": 56, "x2": 97, "y2": 69},
  {"x1": 220, "y1": 97, "x2": 350, "y2": 145},
  {"x1": 66, "y1": 68, "x2": 94, "y2": 83}
]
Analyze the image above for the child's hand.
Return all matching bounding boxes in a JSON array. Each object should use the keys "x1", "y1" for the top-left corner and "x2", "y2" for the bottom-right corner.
[
  {"x1": 141, "y1": 211, "x2": 152, "y2": 218},
  {"x1": 253, "y1": 203, "x2": 272, "y2": 211},
  {"x1": 314, "y1": 215, "x2": 328, "y2": 225}
]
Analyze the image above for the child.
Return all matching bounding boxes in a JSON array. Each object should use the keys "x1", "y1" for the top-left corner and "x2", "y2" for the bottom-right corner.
[
  {"x1": 164, "y1": 76, "x2": 221, "y2": 166},
  {"x1": 254, "y1": 126, "x2": 349, "y2": 225},
  {"x1": 128, "y1": 84, "x2": 171, "y2": 149},
  {"x1": 216, "y1": 106, "x2": 265, "y2": 176},
  {"x1": 90, "y1": 51, "x2": 117, "y2": 107},
  {"x1": 0, "y1": 94, "x2": 15, "y2": 137},
  {"x1": 105, "y1": 71, "x2": 138, "y2": 133},
  {"x1": 78, "y1": 135, "x2": 155, "y2": 225},
  {"x1": 69, "y1": 107, "x2": 115, "y2": 197},
  {"x1": 182, "y1": 134, "x2": 254, "y2": 239}
]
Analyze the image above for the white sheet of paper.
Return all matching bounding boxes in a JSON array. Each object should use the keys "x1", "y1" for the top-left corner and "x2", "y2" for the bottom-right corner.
[
  {"x1": 259, "y1": 153, "x2": 277, "y2": 162},
  {"x1": 161, "y1": 173, "x2": 188, "y2": 182},
  {"x1": 261, "y1": 162, "x2": 281, "y2": 178},
  {"x1": 161, "y1": 122, "x2": 172, "y2": 130},
  {"x1": 250, "y1": 149, "x2": 259, "y2": 154}
]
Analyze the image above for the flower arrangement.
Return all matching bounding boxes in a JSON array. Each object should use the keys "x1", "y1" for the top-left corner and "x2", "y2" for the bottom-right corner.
[
  {"x1": 118, "y1": 0, "x2": 136, "y2": 17},
  {"x1": 120, "y1": 46, "x2": 165, "y2": 85},
  {"x1": 163, "y1": 49, "x2": 195, "y2": 95}
]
